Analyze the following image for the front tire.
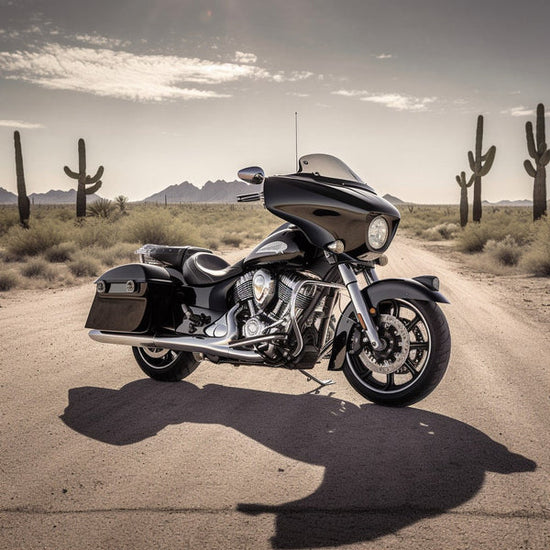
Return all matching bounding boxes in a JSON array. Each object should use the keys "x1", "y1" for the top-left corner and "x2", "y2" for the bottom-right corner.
[
  {"x1": 343, "y1": 299, "x2": 451, "y2": 407},
  {"x1": 132, "y1": 346, "x2": 200, "y2": 381}
]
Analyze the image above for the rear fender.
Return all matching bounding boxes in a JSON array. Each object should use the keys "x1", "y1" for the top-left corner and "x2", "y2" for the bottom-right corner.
[{"x1": 327, "y1": 277, "x2": 449, "y2": 371}]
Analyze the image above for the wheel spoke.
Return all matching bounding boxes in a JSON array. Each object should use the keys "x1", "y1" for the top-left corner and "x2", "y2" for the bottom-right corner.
[
  {"x1": 409, "y1": 341, "x2": 429, "y2": 350},
  {"x1": 404, "y1": 360, "x2": 420, "y2": 379},
  {"x1": 383, "y1": 373, "x2": 395, "y2": 390},
  {"x1": 405, "y1": 314, "x2": 421, "y2": 331},
  {"x1": 390, "y1": 300, "x2": 401, "y2": 318}
]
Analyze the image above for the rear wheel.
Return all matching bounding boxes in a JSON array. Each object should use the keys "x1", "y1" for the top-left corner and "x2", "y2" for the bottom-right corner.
[
  {"x1": 132, "y1": 346, "x2": 200, "y2": 381},
  {"x1": 343, "y1": 299, "x2": 451, "y2": 407}
]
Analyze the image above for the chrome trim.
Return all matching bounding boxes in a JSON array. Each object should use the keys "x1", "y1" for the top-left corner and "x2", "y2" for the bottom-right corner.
[
  {"x1": 288, "y1": 280, "x2": 345, "y2": 355},
  {"x1": 89, "y1": 330, "x2": 264, "y2": 362},
  {"x1": 338, "y1": 264, "x2": 383, "y2": 350},
  {"x1": 228, "y1": 334, "x2": 285, "y2": 348}
]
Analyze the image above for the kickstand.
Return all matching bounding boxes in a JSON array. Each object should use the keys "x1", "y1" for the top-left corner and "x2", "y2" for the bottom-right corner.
[{"x1": 298, "y1": 369, "x2": 335, "y2": 388}]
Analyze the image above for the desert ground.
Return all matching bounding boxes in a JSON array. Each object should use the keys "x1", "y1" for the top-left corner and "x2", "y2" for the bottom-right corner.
[{"x1": 0, "y1": 235, "x2": 548, "y2": 549}]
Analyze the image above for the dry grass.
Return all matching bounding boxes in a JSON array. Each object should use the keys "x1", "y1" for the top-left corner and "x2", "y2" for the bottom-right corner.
[{"x1": 0, "y1": 269, "x2": 18, "y2": 291}]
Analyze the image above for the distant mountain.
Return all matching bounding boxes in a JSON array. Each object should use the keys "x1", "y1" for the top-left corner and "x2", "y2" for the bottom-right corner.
[
  {"x1": 0, "y1": 187, "x2": 17, "y2": 204},
  {"x1": 382, "y1": 193, "x2": 405, "y2": 205},
  {"x1": 482, "y1": 199, "x2": 532, "y2": 207},
  {"x1": 28, "y1": 189, "x2": 101, "y2": 205},
  {"x1": 143, "y1": 179, "x2": 253, "y2": 203}
]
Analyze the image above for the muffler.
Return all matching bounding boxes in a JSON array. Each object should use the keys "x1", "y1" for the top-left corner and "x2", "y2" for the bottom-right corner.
[{"x1": 88, "y1": 330, "x2": 264, "y2": 362}]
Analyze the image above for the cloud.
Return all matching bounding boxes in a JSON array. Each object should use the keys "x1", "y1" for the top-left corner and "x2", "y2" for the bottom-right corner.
[
  {"x1": 374, "y1": 53, "x2": 393, "y2": 59},
  {"x1": 0, "y1": 43, "x2": 312, "y2": 102},
  {"x1": 0, "y1": 119, "x2": 44, "y2": 129},
  {"x1": 286, "y1": 92, "x2": 309, "y2": 97},
  {"x1": 233, "y1": 51, "x2": 257, "y2": 64},
  {"x1": 501, "y1": 105, "x2": 535, "y2": 117},
  {"x1": 74, "y1": 33, "x2": 130, "y2": 49},
  {"x1": 333, "y1": 90, "x2": 436, "y2": 112}
]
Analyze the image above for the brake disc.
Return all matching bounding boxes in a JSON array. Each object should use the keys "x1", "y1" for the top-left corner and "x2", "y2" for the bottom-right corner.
[{"x1": 358, "y1": 314, "x2": 410, "y2": 374}]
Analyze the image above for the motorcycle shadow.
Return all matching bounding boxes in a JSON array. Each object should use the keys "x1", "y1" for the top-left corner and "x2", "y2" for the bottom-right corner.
[{"x1": 61, "y1": 379, "x2": 536, "y2": 548}]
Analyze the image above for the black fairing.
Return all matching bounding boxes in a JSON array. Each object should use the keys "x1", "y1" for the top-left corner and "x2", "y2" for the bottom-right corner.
[
  {"x1": 244, "y1": 223, "x2": 316, "y2": 268},
  {"x1": 264, "y1": 175, "x2": 400, "y2": 258}
]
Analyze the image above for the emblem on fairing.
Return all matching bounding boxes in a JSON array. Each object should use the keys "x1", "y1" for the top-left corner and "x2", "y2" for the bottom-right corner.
[
  {"x1": 256, "y1": 241, "x2": 288, "y2": 255},
  {"x1": 252, "y1": 269, "x2": 276, "y2": 309}
]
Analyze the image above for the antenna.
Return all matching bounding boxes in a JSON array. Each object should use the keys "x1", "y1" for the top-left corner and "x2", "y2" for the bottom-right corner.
[{"x1": 295, "y1": 111, "x2": 298, "y2": 172}]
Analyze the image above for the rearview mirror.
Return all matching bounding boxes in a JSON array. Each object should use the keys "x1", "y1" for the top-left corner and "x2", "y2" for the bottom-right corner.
[{"x1": 238, "y1": 166, "x2": 265, "y2": 185}]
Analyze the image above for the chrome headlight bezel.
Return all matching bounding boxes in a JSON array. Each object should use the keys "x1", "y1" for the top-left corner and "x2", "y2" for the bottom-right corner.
[{"x1": 367, "y1": 216, "x2": 389, "y2": 250}]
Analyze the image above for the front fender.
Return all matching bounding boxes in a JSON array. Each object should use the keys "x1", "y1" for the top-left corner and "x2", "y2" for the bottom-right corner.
[{"x1": 327, "y1": 277, "x2": 449, "y2": 371}]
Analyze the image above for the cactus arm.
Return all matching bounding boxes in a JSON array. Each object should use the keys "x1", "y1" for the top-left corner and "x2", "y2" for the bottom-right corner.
[
  {"x1": 538, "y1": 142, "x2": 547, "y2": 156},
  {"x1": 466, "y1": 173, "x2": 474, "y2": 187},
  {"x1": 64, "y1": 166, "x2": 80, "y2": 179},
  {"x1": 87, "y1": 166, "x2": 104, "y2": 184},
  {"x1": 456, "y1": 174, "x2": 462, "y2": 186},
  {"x1": 468, "y1": 151, "x2": 475, "y2": 171},
  {"x1": 85, "y1": 180, "x2": 102, "y2": 195},
  {"x1": 479, "y1": 146, "x2": 496, "y2": 176},
  {"x1": 541, "y1": 149, "x2": 550, "y2": 166},
  {"x1": 536, "y1": 103, "x2": 545, "y2": 147},
  {"x1": 526, "y1": 122, "x2": 537, "y2": 159},
  {"x1": 524, "y1": 159, "x2": 537, "y2": 178}
]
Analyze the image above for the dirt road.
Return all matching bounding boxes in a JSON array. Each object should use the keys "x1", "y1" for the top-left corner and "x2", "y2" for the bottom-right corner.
[{"x1": 0, "y1": 236, "x2": 548, "y2": 549}]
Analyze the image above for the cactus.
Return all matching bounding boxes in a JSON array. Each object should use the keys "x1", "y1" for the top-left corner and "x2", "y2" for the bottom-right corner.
[
  {"x1": 468, "y1": 115, "x2": 496, "y2": 222},
  {"x1": 523, "y1": 103, "x2": 550, "y2": 221},
  {"x1": 455, "y1": 171, "x2": 474, "y2": 227},
  {"x1": 64, "y1": 138, "x2": 104, "y2": 218},
  {"x1": 14, "y1": 131, "x2": 30, "y2": 228}
]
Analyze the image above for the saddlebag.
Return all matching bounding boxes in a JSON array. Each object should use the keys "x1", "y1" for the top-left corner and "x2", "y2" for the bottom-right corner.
[{"x1": 85, "y1": 263, "x2": 178, "y2": 333}]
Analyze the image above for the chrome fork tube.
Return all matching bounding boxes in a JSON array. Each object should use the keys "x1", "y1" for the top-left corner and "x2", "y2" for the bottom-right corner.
[{"x1": 337, "y1": 264, "x2": 382, "y2": 350}]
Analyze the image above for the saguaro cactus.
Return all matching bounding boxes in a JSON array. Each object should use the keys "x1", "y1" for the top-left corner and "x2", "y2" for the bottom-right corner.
[
  {"x1": 64, "y1": 138, "x2": 104, "y2": 218},
  {"x1": 14, "y1": 131, "x2": 30, "y2": 228},
  {"x1": 455, "y1": 171, "x2": 474, "y2": 227},
  {"x1": 468, "y1": 115, "x2": 496, "y2": 222},
  {"x1": 524, "y1": 103, "x2": 550, "y2": 221}
]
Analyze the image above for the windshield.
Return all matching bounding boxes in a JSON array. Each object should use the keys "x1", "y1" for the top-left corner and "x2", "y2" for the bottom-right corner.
[{"x1": 297, "y1": 153, "x2": 364, "y2": 184}]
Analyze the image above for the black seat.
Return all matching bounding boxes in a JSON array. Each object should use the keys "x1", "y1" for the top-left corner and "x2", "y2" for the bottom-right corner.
[
  {"x1": 146, "y1": 245, "x2": 211, "y2": 270},
  {"x1": 182, "y1": 252, "x2": 244, "y2": 285}
]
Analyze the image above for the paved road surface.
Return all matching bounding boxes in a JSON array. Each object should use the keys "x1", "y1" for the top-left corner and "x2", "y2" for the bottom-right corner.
[{"x1": 0, "y1": 236, "x2": 548, "y2": 549}]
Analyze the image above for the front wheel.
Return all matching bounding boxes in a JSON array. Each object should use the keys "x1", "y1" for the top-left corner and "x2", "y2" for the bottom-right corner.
[
  {"x1": 343, "y1": 299, "x2": 451, "y2": 407},
  {"x1": 132, "y1": 346, "x2": 200, "y2": 381}
]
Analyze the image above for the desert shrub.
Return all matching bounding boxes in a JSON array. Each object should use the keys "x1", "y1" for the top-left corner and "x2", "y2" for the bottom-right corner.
[
  {"x1": 115, "y1": 195, "x2": 129, "y2": 213},
  {"x1": 456, "y1": 224, "x2": 491, "y2": 253},
  {"x1": 421, "y1": 222, "x2": 460, "y2": 241},
  {"x1": 0, "y1": 270, "x2": 18, "y2": 291},
  {"x1": 123, "y1": 209, "x2": 202, "y2": 246},
  {"x1": 5, "y1": 220, "x2": 65, "y2": 258},
  {"x1": 484, "y1": 235, "x2": 522, "y2": 266},
  {"x1": 44, "y1": 242, "x2": 75, "y2": 262},
  {"x1": 95, "y1": 242, "x2": 139, "y2": 266},
  {"x1": 0, "y1": 207, "x2": 20, "y2": 236},
  {"x1": 88, "y1": 198, "x2": 117, "y2": 218},
  {"x1": 521, "y1": 218, "x2": 550, "y2": 275},
  {"x1": 20, "y1": 259, "x2": 57, "y2": 280},
  {"x1": 73, "y1": 218, "x2": 119, "y2": 248},
  {"x1": 68, "y1": 254, "x2": 101, "y2": 277},
  {"x1": 221, "y1": 235, "x2": 243, "y2": 247}
]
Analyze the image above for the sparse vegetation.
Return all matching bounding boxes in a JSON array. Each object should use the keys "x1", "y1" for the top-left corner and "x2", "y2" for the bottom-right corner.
[
  {"x1": 68, "y1": 254, "x2": 101, "y2": 277},
  {"x1": 87, "y1": 198, "x2": 116, "y2": 218},
  {"x1": 0, "y1": 270, "x2": 18, "y2": 291},
  {"x1": 20, "y1": 259, "x2": 57, "y2": 280}
]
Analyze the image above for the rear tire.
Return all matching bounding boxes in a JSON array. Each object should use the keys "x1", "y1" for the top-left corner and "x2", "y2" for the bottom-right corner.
[
  {"x1": 343, "y1": 299, "x2": 451, "y2": 407},
  {"x1": 132, "y1": 346, "x2": 200, "y2": 381}
]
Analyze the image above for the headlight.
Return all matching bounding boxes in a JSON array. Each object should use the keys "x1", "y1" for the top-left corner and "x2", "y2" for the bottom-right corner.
[{"x1": 367, "y1": 216, "x2": 389, "y2": 249}]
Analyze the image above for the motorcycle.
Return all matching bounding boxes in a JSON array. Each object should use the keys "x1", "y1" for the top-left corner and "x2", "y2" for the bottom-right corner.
[{"x1": 86, "y1": 153, "x2": 451, "y2": 406}]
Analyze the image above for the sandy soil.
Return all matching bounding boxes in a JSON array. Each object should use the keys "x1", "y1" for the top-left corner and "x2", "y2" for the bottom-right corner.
[{"x1": 0, "y1": 237, "x2": 548, "y2": 549}]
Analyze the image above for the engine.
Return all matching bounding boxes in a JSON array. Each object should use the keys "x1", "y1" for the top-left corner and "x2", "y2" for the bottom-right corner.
[{"x1": 233, "y1": 269, "x2": 323, "y2": 363}]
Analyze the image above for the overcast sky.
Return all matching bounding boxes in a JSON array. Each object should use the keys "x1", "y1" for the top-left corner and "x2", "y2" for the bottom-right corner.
[{"x1": 0, "y1": 0, "x2": 549, "y2": 203}]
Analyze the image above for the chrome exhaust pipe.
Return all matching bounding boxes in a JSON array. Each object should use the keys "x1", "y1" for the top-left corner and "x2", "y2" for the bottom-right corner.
[{"x1": 88, "y1": 330, "x2": 264, "y2": 362}]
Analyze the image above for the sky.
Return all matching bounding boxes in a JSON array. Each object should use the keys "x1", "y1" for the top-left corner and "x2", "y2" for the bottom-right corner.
[{"x1": 0, "y1": 0, "x2": 549, "y2": 203}]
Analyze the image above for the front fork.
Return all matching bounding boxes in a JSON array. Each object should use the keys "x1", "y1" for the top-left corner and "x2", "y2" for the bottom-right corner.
[{"x1": 337, "y1": 264, "x2": 383, "y2": 350}]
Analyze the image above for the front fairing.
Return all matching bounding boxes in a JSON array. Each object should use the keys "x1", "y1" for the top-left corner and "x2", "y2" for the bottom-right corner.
[{"x1": 264, "y1": 174, "x2": 400, "y2": 258}]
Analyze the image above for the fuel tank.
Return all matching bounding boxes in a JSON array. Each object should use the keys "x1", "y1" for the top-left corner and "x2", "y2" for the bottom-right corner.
[
  {"x1": 243, "y1": 223, "x2": 314, "y2": 268},
  {"x1": 263, "y1": 175, "x2": 400, "y2": 257}
]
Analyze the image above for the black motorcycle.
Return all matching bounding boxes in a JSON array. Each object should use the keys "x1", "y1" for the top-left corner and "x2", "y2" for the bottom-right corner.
[{"x1": 86, "y1": 154, "x2": 451, "y2": 406}]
